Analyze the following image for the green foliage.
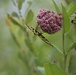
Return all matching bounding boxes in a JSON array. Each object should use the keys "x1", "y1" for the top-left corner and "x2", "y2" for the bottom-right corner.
[
  {"x1": 37, "y1": 67, "x2": 46, "y2": 75},
  {"x1": 27, "y1": 1, "x2": 32, "y2": 6},
  {"x1": 11, "y1": 12, "x2": 19, "y2": 19},
  {"x1": 67, "y1": 42, "x2": 76, "y2": 54},
  {"x1": 67, "y1": 1, "x2": 76, "y2": 17},
  {"x1": 10, "y1": 30, "x2": 21, "y2": 48},
  {"x1": 44, "y1": 63, "x2": 66, "y2": 75},
  {"x1": 62, "y1": 5, "x2": 70, "y2": 34},
  {"x1": 25, "y1": 10, "x2": 34, "y2": 24},
  {"x1": 3, "y1": 0, "x2": 76, "y2": 75},
  {"x1": 16, "y1": 0, "x2": 25, "y2": 10},
  {"x1": 52, "y1": 0, "x2": 60, "y2": 13},
  {"x1": 65, "y1": 0, "x2": 72, "y2": 4},
  {"x1": 69, "y1": 54, "x2": 76, "y2": 75},
  {"x1": 7, "y1": 14, "x2": 25, "y2": 31},
  {"x1": 12, "y1": 0, "x2": 16, "y2": 6}
]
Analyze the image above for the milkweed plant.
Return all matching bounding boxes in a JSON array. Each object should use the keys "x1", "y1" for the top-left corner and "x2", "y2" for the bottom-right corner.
[{"x1": 6, "y1": 0, "x2": 76, "y2": 75}]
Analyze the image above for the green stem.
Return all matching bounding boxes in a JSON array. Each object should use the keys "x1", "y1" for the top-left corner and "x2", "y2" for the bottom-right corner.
[
  {"x1": 62, "y1": 33, "x2": 65, "y2": 54},
  {"x1": 63, "y1": 33, "x2": 65, "y2": 70},
  {"x1": 64, "y1": 54, "x2": 67, "y2": 72},
  {"x1": 62, "y1": 32, "x2": 67, "y2": 72}
]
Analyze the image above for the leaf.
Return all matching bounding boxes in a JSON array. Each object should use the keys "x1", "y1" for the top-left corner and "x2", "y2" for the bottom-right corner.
[
  {"x1": 73, "y1": 0, "x2": 76, "y2": 4},
  {"x1": 67, "y1": 42, "x2": 76, "y2": 54},
  {"x1": 69, "y1": 55, "x2": 76, "y2": 75},
  {"x1": 27, "y1": 1, "x2": 32, "y2": 6},
  {"x1": 12, "y1": 0, "x2": 16, "y2": 6},
  {"x1": 62, "y1": 5, "x2": 70, "y2": 34},
  {"x1": 7, "y1": 15, "x2": 34, "y2": 52},
  {"x1": 67, "y1": 1, "x2": 76, "y2": 17},
  {"x1": 52, "y1": 0, "x2": 60, "y2": 13},
  {"x1": 7, "y1": 14, "x2": 25, "y2": 31},
  {"x1": 11, "y1": 12, "x2": 19, "y2": 19},
  {"x1": 44, "y1": 63, "x2": 66, "y2": 75},
  {"x1": 25, "y1": 10, "x2": 34, "y2": 24},
  {"x1": 37, "y1": 66, "x2": 46, "y2": 75},
  {"x1": 67, "y1": 1, "x2": 73, "y2": 12},
  {"x1": 16, "y1": 0, "x2": 25, "y2": 10},
  {"x1": 10, "y1": 30, "x2": 21, "y2": 48}
]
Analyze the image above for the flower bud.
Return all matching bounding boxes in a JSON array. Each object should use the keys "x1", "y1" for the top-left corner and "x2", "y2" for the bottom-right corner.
[{"x1": 37, "y1": 9, "x2": 62, "y2": 34}]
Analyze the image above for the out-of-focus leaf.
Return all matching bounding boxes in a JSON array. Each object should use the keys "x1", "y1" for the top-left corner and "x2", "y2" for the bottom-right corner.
[
  {"x1": 37, "y1": 66, "x2": 46, "y2": 75},
  {"x1": 7, "y1": 14, "x2": 20, "y2": 25},
  {"x1": 65, "y1": 0, "x2": 72, "y2": 4},
  {"x1": 11, "y1": 12, "x2": 19, "y2": 19},
  {"x1": 52, "y1": 0, "x2": 60, "y2": 13},
  {"x1": 12, "y1": 0, "x2": 16, "y2": 6},
  {"x1": 27, "y1": 1, "x2": 32, "y2": 6},
  {"x1": 7, "y1": 14, "x2": 34, "y2": 52},
  {"x1": 16, "y1": 0, "x2": 25, "y2": 10},
  {"x1": 67, "y1": 1, "x2": 76, "y2": 17},
  {"x1": 24, "y1": 1, "x2": 32, "y2": 16},
  {"x1": 7, "y1": 14, "x2": 25, "y2": 31},
  {"x1": 67, "y1": 2, "x2": 73, "y2": 12},
  {"x1": 5, "y1": 16, "x2": 12, "y2": 26},
  {"x1": 44, "y1": 63, "x2": 66, "y2": 75},
  {"x1": 69, "y1": 55, "x2": 76, "y2": 75},
  {"x1": 73, "y1": 0, "x2": 76, "y2": 4},
  {"x1": 10, "y1": 30, "x2": 21, "y2": 48},
  {"x1": 62, "y1": 5, "x2": 70, "y2": 34},
  {"x1": 25, "y1": 10, "x2": 34, "y2": 24},
  {"x1": 67, "y1": 42, "x2": 76, "y2": 54}
]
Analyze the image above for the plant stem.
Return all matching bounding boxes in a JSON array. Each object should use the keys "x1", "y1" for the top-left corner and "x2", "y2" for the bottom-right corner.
[
  {"x1": 62, "y1": 33, "x2": 65, "y2": 54},
  {"x1": 62, "y1": 31, "x2": 67, "y2": 72}
]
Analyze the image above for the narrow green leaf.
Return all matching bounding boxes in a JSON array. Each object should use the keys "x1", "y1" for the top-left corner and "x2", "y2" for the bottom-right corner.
[
  {"x1": 16, "y1": 0, "x2": 25, "y2": 10},
  {"x1": 37, "y1": 67, "x2": 46, "y2": 75},
  {"x1": 7, "y1": 15, "x2": 34, "y2": 52},
  {"x1": 67, "y1": 42, "x2": 76, "y2": 54},
  {"x1": 44, "y1": 63, "x2": 66, "y2": 75},
  {"x1": 67, "y1": 1, "x2": 76, "y2": 17},
  {"x1": 27, "y1": 1, "x2": 32, "y2": 6},
  {"x1": 25, "y1": 10, "x2": 34, "y2": 24},
  {"x1": 7, "y1": 14, "x2": 25, "y2": 31},
  {"x1": 12, "y1": 0, "x2": 16, "y2": 6},
  {"x1": 67, "y1": 2, "x2": 73, "y2": 12},
  {"x1": 52, "y1": 0, "x2": 60, "y2": 13},
  {"x1": 62, "y1": 5, "x2": 70, "y2": 34},
  {"x1": 69, "y1": 55, "x2": 76, "y2": 75},
  {"x1": 11, "y1": 12, "x2": 19, "y2": 19},
  {"x1": 10, "y1": 30, "x2": 21, "y2": 48}
]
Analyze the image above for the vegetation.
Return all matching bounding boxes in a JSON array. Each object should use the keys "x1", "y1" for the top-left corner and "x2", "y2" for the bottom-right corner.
[{"x1": 0, "y1": 0, "x2": 76, "y2": 75}]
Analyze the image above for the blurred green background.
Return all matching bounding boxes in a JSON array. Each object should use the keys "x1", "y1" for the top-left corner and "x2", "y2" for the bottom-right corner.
[{"x1": 0, "y1": 0, "x2": 73, "y2": 75}]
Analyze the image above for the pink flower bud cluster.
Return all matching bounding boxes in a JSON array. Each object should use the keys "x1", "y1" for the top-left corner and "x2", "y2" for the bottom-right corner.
[{"x1": 37, "y1": 9, "x2": 62, "y2": 34}]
